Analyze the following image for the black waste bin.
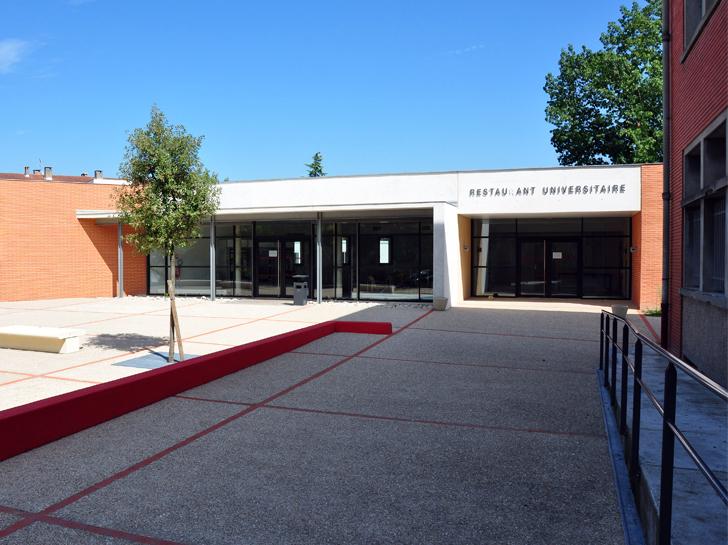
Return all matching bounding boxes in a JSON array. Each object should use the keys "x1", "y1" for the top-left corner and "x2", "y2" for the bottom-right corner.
[{"x1": 292, "y1": 275, "x2": 308, "y2": 306}]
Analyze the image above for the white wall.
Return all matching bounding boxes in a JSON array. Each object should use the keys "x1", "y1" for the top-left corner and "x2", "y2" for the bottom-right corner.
[
  {"x1": 220, "y1": 172, "x2": 457, "y2": 213},
  {"x1": 457, "y1": 165, "x2": 641, "y2": 216}
]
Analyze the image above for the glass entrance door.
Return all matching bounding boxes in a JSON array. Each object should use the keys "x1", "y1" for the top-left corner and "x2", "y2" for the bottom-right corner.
[
  {"x1": 519, "y1": 240, "x2": 545, "y2": 296},
  {"x1": 548, "y1": 240, "x2": 579, "y2": 297},
  {"x1": 256, "y1": 241, "x2": 280, "y2": 297},
  {"x1": 283, "y1": 239, "x2": 310, "y2": 296}
]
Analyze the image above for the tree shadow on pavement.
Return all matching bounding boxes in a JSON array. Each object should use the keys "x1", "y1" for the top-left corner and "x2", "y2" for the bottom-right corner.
[{"x1": 84, "y1": 333, "x2": 167, "y2": 352}]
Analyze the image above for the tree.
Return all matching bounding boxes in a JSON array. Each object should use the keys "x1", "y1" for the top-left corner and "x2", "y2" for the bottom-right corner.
[
  {"x1": 117, "y1": 106, "x2": 220, "y2": 362},
  {"x1": 544, "y1": 0, "x2": 662, "y2": 165},
  {"x1": 305, "y1": 152, "x2": 326, "y2": 177}
]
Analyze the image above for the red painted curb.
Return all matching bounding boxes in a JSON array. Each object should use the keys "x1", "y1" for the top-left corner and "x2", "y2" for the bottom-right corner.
[{"x1": 0, "y1": 320, "x2": 391, "y2": 461}]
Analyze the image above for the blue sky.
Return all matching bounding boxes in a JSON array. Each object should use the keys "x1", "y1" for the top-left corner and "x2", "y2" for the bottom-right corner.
[{"x1": 1, "y1": 0, "x2": 630, "y2": 180}]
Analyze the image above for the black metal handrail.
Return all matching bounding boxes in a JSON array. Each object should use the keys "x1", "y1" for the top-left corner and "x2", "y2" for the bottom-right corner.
[{"x1": 599, "y1": 310, "x2": 728, "y2": 545}]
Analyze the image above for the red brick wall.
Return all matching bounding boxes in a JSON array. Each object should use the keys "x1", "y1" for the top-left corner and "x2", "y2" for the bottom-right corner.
[
  {"x1": 667, "y1": 0, "x2": 727, "y2": 354},
  {"x1": 632, "y1": 164, "x2": 664, "y2": 310},
  {"x1": 0, "y1": 179, "x2": 147, "y2": 301}
]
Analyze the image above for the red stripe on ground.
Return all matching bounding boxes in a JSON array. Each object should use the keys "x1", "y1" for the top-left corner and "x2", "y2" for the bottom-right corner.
[
  {"x1": 638, "y1": 313, "x2": 660, "y2": 343},
  {"x1": 291, "y1": 350, "x2": 594, "y2": 375},
  {"x1": 0, "y1": 504, "x2": 188, "y2": 545},
  {"x1": 265, "y1": 404, "x2": 604, "y2": 439},
  {"x1": 0, "y1": 320, "x2": 391, "y2": 461},
  {"x1": 409, "y1": 326, "x2": 599, "y2": 343},
  {"x1": 0, "y1": 304, "x2": 311, "y2": 397},
  {"x1": 7, "y1": 311, "x2": 428, "y2": 532}
]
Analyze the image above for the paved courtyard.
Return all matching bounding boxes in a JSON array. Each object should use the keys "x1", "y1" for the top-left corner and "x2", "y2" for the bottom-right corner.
[{"x1": 0, "y1": 298, "x2": 629, "y2": 544}]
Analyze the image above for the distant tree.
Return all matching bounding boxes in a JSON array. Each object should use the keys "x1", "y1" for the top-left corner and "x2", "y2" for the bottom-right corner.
[
  {"x1": 305, "y1": 152, "x2": 326, "y2": 177},
  {"x1": 117, "y1": 106, "x2": 220, "y2": 362},
  {"x1": 544, "y1": 0, "x2": 662, "y2": 165}
]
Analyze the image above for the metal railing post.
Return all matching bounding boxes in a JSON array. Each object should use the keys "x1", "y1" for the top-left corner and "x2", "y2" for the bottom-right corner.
[
  {"x1": 611, "y1": 318, "x2": 618, "y2": 403},
  {"x1": 630, "y1": 339, "x2": 643, "y2": 487},
  {"x1": 620, "y1": 324, "x2": 629, "y2": 434},
  {"x1": 600, "y1": 313, "x2": 605, "y2": 370},
  {"x1": 658, "y1": 362, "x2": 678, "y2": 545},
  {"x1": 604, "y1": 314, "x2": 611, "y2": 388}
]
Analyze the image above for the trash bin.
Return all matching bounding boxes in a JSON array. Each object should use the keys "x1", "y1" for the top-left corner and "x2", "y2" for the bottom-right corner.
[{"x1": 292, "y1": 275, "x2": 309, "y2": 306}]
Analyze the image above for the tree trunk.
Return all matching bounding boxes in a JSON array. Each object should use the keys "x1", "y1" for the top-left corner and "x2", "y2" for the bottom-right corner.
[{"x1": 168, "y1": 251, "x2": 175, "y2": 363}]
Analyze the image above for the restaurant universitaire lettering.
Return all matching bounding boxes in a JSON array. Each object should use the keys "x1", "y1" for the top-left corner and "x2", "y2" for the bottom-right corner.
[{"x1": 468, "y1": 184, "x2": 627, "y2": 198}]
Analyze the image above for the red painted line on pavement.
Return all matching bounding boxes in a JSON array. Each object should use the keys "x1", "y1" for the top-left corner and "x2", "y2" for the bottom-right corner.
[
  {"x1": 0, "y1": 312, "x2": 426, "y2": 537},
  {"x1": 291, "y1": 350, "x2": 594, "y2": 376},
  {"x1": 0, "y1": 504, "x2": 188, "y2": 545},
  {"x1": 409, "y1": 326, "x2": 599, "y2": 343},
  {"x1": 264, "y1": 404, "x2": 604, "y2": 439},
  {"x1": 638, "y1": 313, "x2": 660, "y2": 343},
  {"x1": 174, "y1": 394, "x2": 252, "y2": 407}
]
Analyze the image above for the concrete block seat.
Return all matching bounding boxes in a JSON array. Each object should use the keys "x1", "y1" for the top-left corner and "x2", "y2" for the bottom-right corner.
[{"x1": 0, "y1": 325, "x2": 85, "y2": 354}]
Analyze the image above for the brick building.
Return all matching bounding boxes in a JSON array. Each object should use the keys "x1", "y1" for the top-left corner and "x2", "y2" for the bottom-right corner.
[
  {"x1": 0, "y1": 168, "x2": 146, "y2": 301},
  {"x1": 2, "y1": 164, "x2": 662, "y2": 310},
  {"x1": 665, "y1": 0, "x2": 727, "y2": 385}
]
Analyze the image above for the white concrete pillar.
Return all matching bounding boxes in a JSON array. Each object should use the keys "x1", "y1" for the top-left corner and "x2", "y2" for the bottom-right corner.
[
  {"x1": 316, "y1": 213, "x2": 323, "y2": 303},
  {"x1": 209, "y1": 218, "x2": 216, "y2": 301},
  {"x1": 432, "y1": 203, "x2": 463, "y2": 308}
]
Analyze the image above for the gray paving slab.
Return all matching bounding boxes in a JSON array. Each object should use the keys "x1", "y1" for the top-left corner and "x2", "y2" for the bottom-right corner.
[
  {"x1": 318, "y1": 304, "x2": 429, "y2": 329},
  {"x1": 58, "y1": 407, "x2": 623, "y2": 545},
  {"x1": 365, "y1": 327, "x2": 598, "y2": 371},
  {"x1": 275, "y1": 356, "x2": 604, "y2": 435},
  {"x1": 417, "y1": 307, "x2": 600, "y2": 341},
  {"x1": 180, "y1": 352, "x2": 341, "y2": 404},
  {"x1": 0, "y1": 398, "x2": 240, "y2": 512},
  {"x1": 291, "y1": 332, "x2": 384, "y2": 356},
  {"x1": 0, "y1": 522, "x2": 139, "y2": 545}
]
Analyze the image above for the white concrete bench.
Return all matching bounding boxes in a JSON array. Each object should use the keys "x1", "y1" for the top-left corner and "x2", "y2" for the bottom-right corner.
[{"x1": 0, "y1": 326, "x2": 85, "y2": 354}]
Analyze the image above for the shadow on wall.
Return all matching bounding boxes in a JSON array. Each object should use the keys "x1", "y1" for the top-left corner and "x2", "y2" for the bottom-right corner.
[{"x1": 85, "y1": 333, "x2": 167, "y2": 352}]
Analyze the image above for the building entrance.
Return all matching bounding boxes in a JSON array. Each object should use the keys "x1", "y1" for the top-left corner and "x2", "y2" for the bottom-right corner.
[
  {"x1": 255, "y1": 238, "x2": 310, "y2": 298},
  {"x1": 472, "y1": 217, "x2": 631, "y2": 299},
  {"x1": 519, "y1": 239, "x2": 580, "y2": 297}
]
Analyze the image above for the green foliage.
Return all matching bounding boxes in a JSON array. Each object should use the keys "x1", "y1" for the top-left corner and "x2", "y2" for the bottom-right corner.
[
  {"x1": 305, "y1": 152, "x2": 326, "y2": 177},
  {"x1": 644, "y1": 307, "x2": 662, "y2": 317},
  {"x1": 116, "y1": 106, "x2": 220, "y2": 258},
  {"x1": 544, "y1": 0, "x2": 663, "y2": 165}
]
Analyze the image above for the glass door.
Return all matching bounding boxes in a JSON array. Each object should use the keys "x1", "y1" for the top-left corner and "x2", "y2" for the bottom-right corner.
[
  {"x1": 283, "y1": 239, "x2": 310, "y2": 296},
  {"x1": 548, "y1": 240, "x2": 580, "y2": 297},
  {"x1": 519, "y1": 240, "x2": 545, "y2": 296},
  {"x1": 256, "y1": 241, "x2": 280, "y2": 297},
  {"x1": 335, "y1": 235, "x2": 353, "y2": 299}
]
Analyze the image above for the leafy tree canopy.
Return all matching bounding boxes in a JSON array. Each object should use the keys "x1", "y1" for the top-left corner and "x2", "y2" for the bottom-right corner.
[
  {"x1": 117, "y1": 106, "x2": 220, "y2": 257},
  {"x1": 305, "y1": 152, "x2": 326, "y2": 177},
  {"x1": 544, "y1": 0, "x2": 662, "y2": 165}
]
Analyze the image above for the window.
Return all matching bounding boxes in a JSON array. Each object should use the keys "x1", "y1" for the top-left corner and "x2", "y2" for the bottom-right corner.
[
  {"x1": 379, "y1": 238, "x2": 390, "y2": 264},
  {"x1": 685, "y1": 0, "x2": 718, "y2": 49},
  {"x1": 682, "y1": 112, "x2": 728, "y2": 294},
  {"x1": 703, "y1": 197, "x2": 726, "y2": 292},
  {"x1": 684, "y1": 205, "x2": 701, "y2": 289}
]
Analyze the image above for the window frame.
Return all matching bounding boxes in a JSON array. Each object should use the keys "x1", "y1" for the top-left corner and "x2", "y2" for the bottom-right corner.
[
  {"x1": 681, "y1": 110, "x2": 728, "y2": 297},
  {"x1": 683, "y1": 0, "x2": 722, "y2": 61}
]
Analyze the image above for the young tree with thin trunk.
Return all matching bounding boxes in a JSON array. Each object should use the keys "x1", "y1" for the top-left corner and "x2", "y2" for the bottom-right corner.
[
  {"x1": 117, "y1": 106, "x2": 220, "y2": 362},
  {"x1": 305, "y1": 152, "x2": 326, "y2": 177}
]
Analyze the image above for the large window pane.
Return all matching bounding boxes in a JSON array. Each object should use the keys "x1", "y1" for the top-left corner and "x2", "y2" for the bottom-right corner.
[
  {"x1": 472, "y1": 219, "x2": 517, "y2": 237},
  {"x1": 473, "y1": 267, "x2": 516, "y2": 296},
  {"x1": 517, "y1": 218, "x2": 581, "y2": 234},
  {"x1": 583, "y1": 237, "x2": 630, "y2": 268},
  {"x1": 583, "y1": 217, "x2": 630, "y2": 235},
  {"x1": 359, "y1": 234, "x2": 419, "y2": 300},
  {"x1": 473, "y1": 237, "x2": 516, "y2": 268},
  {"x1": 583, "y1": 269, "x2": 629, "y2": 298},
  {"x1": 684, "y1": 205, "x2": 701, "y2": 288},
  {"x1": 703, "y1": 196, "x2": 726, "y2": 293},
  {"x1": 149, "y1": 267, "x2": 165, "y2": 295}
]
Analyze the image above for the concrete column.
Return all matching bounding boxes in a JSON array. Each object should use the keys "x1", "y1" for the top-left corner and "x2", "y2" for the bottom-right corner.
[
  {"x1": 432, "y1": 203, "x2": 463, "y2": 308},
  {"x1": 209, "y1": 217, "x2": 216, "y2": 301},
  {"x1": 316, "y1": 213, "x2": 323, "y2": 303},
  {"x1": 117, "y1": 222, "x2": 124, "y2": 298}
]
